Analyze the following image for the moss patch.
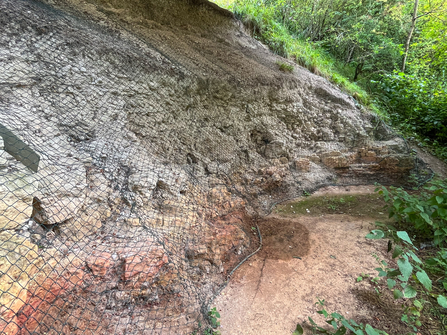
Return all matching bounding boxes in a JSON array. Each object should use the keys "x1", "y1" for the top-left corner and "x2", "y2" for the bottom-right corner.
[{"x1": 274, "y1": 194, "x2": 389, "y2": 219}]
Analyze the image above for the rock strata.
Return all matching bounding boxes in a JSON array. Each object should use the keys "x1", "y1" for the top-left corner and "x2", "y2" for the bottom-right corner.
[{"x1": 0, "y1": 0, "x2": 420, "y2": 333}]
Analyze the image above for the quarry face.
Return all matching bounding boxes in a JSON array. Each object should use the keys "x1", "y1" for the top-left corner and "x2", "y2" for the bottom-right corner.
[{"x1": 0, "y1": 0, "x2": 415, "y2": 334}]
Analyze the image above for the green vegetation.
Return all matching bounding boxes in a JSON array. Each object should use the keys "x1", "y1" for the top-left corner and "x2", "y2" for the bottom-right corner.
[
  {"x1": 376, "y1": 179, "x2": 447, "y2": 246},
  {"x1": 297, "y1": 179, "x2": 447, "y2": 334},
  {"x1": 375, "y1": 72, "x2": 447, "y2": 158},
  {"x1": 305, "y1": 299, "x2": 388, "y2": 335},
  {"x1": 211, "y1": 0, "x2": 447, "y2": 159},
  {"x1": 276, "y1": 60, "x2": 294, "y2": 72},
  {"x1": 191, "y1": 307, "x2": 221, "y2": 335},
  {"x1": 208, "y1": 307, "x2": 221, "y2": 331}
]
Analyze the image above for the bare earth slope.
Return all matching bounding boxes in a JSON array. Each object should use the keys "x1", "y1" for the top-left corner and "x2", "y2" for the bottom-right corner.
[{"x1": 0, "y1": 0, "x2": 422, "y2": 334}]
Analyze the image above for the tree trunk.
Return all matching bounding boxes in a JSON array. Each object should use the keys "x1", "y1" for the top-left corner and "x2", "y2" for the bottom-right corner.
[
  {"x1": 353, "y1": 62, "x2": 363, "y2": 81},
  {"x1": 402, "y1": 0, "x2": 419, "y2": 72},
  {"x1": 346, "y1": 45, "x2": 355, "y2": 64}
]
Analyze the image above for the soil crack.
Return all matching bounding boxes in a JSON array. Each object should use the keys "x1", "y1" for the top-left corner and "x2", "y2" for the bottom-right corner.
[{"x1": 252, "y1": 258, "x2": 267, "y2": 305}]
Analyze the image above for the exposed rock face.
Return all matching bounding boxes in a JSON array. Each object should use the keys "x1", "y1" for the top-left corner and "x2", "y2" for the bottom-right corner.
[{"x1": 0, "y1": 0, "x2": 417, "y2": 333}]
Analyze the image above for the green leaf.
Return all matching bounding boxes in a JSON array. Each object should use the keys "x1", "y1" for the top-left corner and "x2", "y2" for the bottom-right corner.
[
  {"x1": 420, "y1": 212, "x2": 432, "y2": 224},
  {"x1": 350, "y1": 319, "x2": 359, "y2": 327},
  {"x1": 331, "y1": 312, "x2": 342, "y2": 320},
  {"x1": 331, "y1": 320, "x2": 338, "y2": 329},
  {"x1": 404, "y1": 285, "x2": 417, "y2": 298},
  {"x1": 437, "y1": 295, "x2": 447, "y2": 308},
  {"x1": 387, "y1": 269, "x2": 400, "y2": 277},
  {"x1": 397, "y1": 258, "x2": 413, "y2": 281},
  {"x1": 322, "y1": 309, "x2": 328, "y2": 318},
  {"x1": 438, "y1": 208, "x2": 447, "y2": 217},
  {"x1": 308, "y1": 317, "x2": 318, "y2": 326},
  {"x1": 387, "y1": 240, "x2": 392, "y2": 253},
  {"x1": 392, "y1": 245, "x2": 403, "y2": 259},
  {"x1": 334, "y1": 326, "x2": 347, "y2": 335},
  {"x1": 293, "y1": 324, "x2": 304, "y2": 335},
  {"x1": 393, "y1": 289, "x2": 403, "y2": 299},
  {"x1": 416, "y1": 270, "x2": 432, "y2": 291},
  {"x1": 436, "y1": 196, "x2": 443, "y2": 204},
  {"x1": 365, "y1": 324, "x2": 380, "y2": 335},
  {"x1": 435, "y1": 229, "x2": 444, "y2": 236},
  {"x1": 407, "y1": 251, "x2": 422, "y2": 264},
  {"x1": 366, "y1": 230, "x2": 385, "y2": 239},
  {"x1": 387, "y1": 279, "x2": 396, "y2": 289},
  {"x1": 413, "y1": 300, "x2": 423, "y2": 309},
  {"x1": 341, "y1": 320, "x2": 356, "y2": 332},
  {"x1": 355, "y1": 330, "x2": 364, "y2": 335},
  {"x1": 396, "y1": 231, "x2": 414, "y2": 245},
  {"x1": 378, "y1": 270, "x2": 387, "y2": 277}
]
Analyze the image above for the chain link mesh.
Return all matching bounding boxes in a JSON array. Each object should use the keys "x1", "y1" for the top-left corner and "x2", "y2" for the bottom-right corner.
[
  {"x1": 0, "y1": 1, "x2": 253, "y2": 333},
  {"x1": 0, "y1": 0, "x2": 434, "y2": 334}
]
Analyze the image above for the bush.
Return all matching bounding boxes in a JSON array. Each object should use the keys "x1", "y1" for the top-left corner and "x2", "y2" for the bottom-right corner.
[
  {"x1": 375, "y1": 72, "x2": 447, "y2": 147},
  {"x1": 376, "y1": 179, "x2": 447, "y2": 246}
]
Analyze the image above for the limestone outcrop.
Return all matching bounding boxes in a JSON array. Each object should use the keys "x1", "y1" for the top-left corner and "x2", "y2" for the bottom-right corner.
[{"x1": 0, "y1": 0, "x2": 418, "y2": 333}]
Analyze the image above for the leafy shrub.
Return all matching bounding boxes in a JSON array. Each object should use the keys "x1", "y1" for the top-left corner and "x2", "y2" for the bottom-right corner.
[
  {"x1": 374, "y1": 72, "x2": 447, "y2": 147},
  {"x1": 367, "y1": 228, "x2": 447, "y2": 330},
  {"x1": 208, "y1": 307, "x2": 221, "y2": 330},
  {"x1": 368, "y1": 180, "x2": 447, "y2": 330},
  {"x1": 376, "y1": 179, "x2": 447, "y2": 246},
  {"x1": 297, "y1": 299, "x2": 387, "y2": 335},
  {"x1": 425, "y1": 248, "x2": 447, "y2": 292}
]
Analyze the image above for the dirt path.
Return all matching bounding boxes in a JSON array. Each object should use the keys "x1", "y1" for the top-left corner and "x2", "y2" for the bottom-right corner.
[{"x1": 214, "y1": 186, "x2": 411, "y2": 335}]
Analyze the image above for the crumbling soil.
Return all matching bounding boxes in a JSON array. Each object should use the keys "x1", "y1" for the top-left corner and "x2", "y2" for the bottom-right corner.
[{"x1": 214, "y1": 186, "x2": 415, "y2": 335}]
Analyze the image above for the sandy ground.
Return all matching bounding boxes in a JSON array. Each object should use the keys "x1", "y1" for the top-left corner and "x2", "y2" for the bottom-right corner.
[
  {"x1": 214, "y1": 186, "x2": 409, "y2": 335},
  {"x1": 212, "y1": 150, "x2": 447, "y2": 335}
]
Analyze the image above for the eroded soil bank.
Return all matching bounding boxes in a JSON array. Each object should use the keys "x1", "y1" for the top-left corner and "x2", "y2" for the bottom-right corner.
[{"x1": 214, "y1": 186, "x2": 414, "y2": 335}]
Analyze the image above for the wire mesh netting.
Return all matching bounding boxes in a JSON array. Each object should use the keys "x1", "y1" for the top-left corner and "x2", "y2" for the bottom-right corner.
[
  {"x1": 0, "y1": 1, "x2": 256, "y2": 334},
  {"x1": 0, "y1": 0, "x2": 435, "y2": 334}
]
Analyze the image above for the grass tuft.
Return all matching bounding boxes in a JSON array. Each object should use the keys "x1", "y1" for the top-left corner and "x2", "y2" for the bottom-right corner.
[{"x1": 276, "y1": 61, "x2": 294, "y2": 72}]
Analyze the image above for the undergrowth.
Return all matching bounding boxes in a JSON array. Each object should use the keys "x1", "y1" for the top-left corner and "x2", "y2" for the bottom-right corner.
[{"x1": 298, "y1": 178, "x2": 447, "y2": 335}]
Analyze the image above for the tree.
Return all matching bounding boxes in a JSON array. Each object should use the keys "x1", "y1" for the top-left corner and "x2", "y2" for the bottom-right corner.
[{"x1": 401, "y1": 0, "x2": 418, "y2": 72}]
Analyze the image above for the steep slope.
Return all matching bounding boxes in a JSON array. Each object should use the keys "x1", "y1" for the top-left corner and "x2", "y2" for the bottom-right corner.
[
  {"x1": 0, "y1": 0, "x2": 417, "y2": 334},
  {"x1": 39, "y1": 0, "x2": 415, "y2": 211}
]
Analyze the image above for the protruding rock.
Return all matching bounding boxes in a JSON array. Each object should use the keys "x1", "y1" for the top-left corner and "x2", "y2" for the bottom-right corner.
[{"x1": 294, "y1": 158, "x2": 311, "y2": 172}]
